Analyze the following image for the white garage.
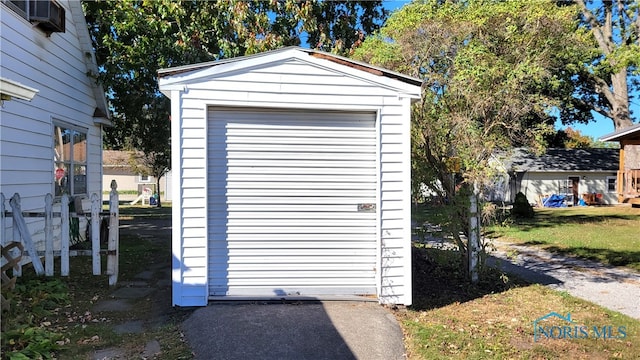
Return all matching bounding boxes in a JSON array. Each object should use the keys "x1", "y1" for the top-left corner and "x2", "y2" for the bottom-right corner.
[{"x1": 159, "y1": 47, "x2": 421, "y2": 307}]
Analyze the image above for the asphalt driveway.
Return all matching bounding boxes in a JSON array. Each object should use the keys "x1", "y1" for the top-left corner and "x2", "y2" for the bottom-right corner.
[{"x1": 182, "y1": 301, "x2": 406, "y2": 360}]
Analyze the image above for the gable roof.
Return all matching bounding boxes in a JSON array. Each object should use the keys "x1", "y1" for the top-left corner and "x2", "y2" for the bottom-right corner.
[
  {"x1": 599, "y1": 123, "x2": 640, "y2": 142},
  {"x1": 157, "y1": 46, "x2": 422, "y2": 98},
  {"x1": 507, "y1": 148, "x2": 619, "y2": 172}
]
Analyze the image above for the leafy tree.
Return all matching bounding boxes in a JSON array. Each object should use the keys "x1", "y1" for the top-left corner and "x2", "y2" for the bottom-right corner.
[
  {"x1": 570, "y1": 0, "x2": 640, "y2": 130},
  {"x1": 83, "y1": 0, "x2": 387, "y2": 205},
  {"x1": 353, "y1": 0, "x2": 592, "y2": 278},
  {"x1": 547, "y1": 127, "x2": 620, "y2": 149},
  {"x1": 547, "y1": 127, "x2": 596, "y2": 148}
]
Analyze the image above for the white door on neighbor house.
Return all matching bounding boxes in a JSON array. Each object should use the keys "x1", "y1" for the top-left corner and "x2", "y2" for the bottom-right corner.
[{"x1": 207, "y1": 107, "x2": 378, "y2": 297}]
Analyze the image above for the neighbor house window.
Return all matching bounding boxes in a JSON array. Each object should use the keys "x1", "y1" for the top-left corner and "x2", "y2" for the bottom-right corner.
[
  {"x1": 54, "y1": 123, "x2": 87, "y2": 196},
  {"x1": 607, "y1": 176, "x2": 617, "y2": 193},
  {"x1": 139, "y1": 174, "x2": 151, "y2": 183}
]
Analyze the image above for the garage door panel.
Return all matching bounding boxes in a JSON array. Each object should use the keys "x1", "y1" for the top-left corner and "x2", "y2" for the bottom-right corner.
[
  {"x1": 225, "y1": 128, "x2": 375, "y2": 139},
  {"x1": 222, "y1": 226, "x2": 376, "y2": 234},
  {"x1": 223, "y1": 151, "x2": 377, "y2": 161},
  {"x1": 222, "y1": 233, "x2": 376, "y2": 241},
  {"x1": 224, "y1": 182, "x2": 377, "y2": 191},
  {"x1": 226, "y1": 136, "x2": 376, "y2": 146},
  {"x1": 214, "y1": 240, "x2": 380, "y2": 249},
  {"x1": 220, "y1": 197, "x2": 376, "y2": 205},
  {"x1": 218, "y1": 166, "x2": 376, "y2": 176},
  {"x1": 225, "y1": 204, "x2": 374, "y2": 212},
  {"x1": 224, "y1": 189, "x2": 374, "y2": 197},
  {"x1": 226, "y1": 159, "x2": 375, "y2": 167},
  {"x1": 224, "y1": 211, "x2": 377, "y2": 220},
  {"x1": 225, "y1": 174, "x2": 376, "y2": 183},
  {"x1": 224, "y1": 271, "x2": 377, "y2": 281},
  {"x1": 225, "y1": 143, "x2": 375, "y2": 153},
  {"x1": 224, "y1": 218, "x2": 376, "y2": 227},
  {"x1": 208, "y1": 108, "x2": 377, "y2": 297}
]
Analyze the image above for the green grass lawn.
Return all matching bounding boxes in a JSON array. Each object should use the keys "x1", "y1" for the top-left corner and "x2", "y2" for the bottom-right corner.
[
  {"x1": 402, "y1": 244, "x2": 640, "y2": 359},
  {"x1": 403, "y1": 205, "x2": 640, "y2": 359},
  {"x1": 401, "y1": 284, "x2": 639, "y2": 359},
  {"x1": 487, "y1": 206, "x2": 640, "y2": 271}
]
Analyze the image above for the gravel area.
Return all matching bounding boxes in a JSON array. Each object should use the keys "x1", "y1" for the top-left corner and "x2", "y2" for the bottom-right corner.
[{"x1": 488, "y1": 239, "x2": 640, "y2": 320}]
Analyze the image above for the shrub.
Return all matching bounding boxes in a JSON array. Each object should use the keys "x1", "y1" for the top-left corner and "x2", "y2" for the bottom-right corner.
[
  {"x1": 1, "y1": 278, "x2": 69, "y2": 360},
  {"x1": 512, "y1": 192, "x2": 534, "y2": 219}
]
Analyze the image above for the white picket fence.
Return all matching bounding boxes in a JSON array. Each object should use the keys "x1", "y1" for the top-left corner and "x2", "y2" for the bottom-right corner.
[{"x1": 0, "y1": 181, "x2": 119, "y2": 285}]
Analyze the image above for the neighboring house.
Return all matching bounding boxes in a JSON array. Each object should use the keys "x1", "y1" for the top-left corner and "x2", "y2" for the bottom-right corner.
[
  {"x1": 600, "y1": 123, "x2": 640, "y2": 205},
  {"x1": 102, "y1": 150, "x2": 171, "y2": 202},
  {"x1": 158, "y1": 47, "x2": 421, "y2": 307},
  {"x1": 487, "y1": 148, "x2": 619, "y2": 206},
  {"x1": 1, "y1": 1, "x2": 109, "y2": 245}
]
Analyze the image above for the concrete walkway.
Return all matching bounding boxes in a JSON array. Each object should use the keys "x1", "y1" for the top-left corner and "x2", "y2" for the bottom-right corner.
[{"x1": 488, "y1": 239, "x2": 640, "y2": 320}]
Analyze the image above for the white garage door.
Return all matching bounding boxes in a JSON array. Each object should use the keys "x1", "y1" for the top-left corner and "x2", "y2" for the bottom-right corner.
[{"x1": 207, "y1": 107, "x2": 378, "y2": 297}]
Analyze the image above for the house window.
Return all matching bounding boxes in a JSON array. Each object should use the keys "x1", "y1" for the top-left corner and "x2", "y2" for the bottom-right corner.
[
  {"x1": 54, "y1": 123, "x2": 87, "y2": 196},
  {"x1": 139, "y1": 174, "x2": 151, "y2": 183},
  {"x1": 607, "y1": 176, "x2": 617, "y2": 193},
  {"x1": 2, "y1": 0, "x2": 65, "y2": 33},
  {"x1": 2, "y1": 0, "x2": 28, "y2": 20}
]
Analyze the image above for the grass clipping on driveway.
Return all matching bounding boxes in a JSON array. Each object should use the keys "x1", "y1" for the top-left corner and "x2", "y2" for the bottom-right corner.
[{"x1": 400, "y1": 246, "x2": 638, "y2": 359}]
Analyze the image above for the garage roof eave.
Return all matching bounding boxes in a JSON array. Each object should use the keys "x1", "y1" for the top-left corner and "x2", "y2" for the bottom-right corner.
[{"x1": 157, "y1": 46, "x2": 423, "y2": 92}]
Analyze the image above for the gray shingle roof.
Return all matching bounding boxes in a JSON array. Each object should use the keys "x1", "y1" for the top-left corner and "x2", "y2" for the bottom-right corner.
[{"x1": 507, "y1": 148, "x2": 619, "y2": 172}]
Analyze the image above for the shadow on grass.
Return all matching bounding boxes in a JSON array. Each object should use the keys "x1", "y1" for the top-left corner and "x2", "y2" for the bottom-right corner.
[
  {"x1": 117, "y1": 205, "x2": 172, "y2": 218},
  {"x1": 493, "y1": 236, "x2": 640, "y2": 271},
  {"x1": 410, "y1": 245, "x2": 529, "y2": 311},
  {"x1": 508, "y1": 208, "x2": 640, "y2": 232}
]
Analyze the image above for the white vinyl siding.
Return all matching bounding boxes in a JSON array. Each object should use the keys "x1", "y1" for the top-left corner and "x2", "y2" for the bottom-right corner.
[
  {"x1": 518, "y1": 172, "x2": 618, "y2": 205},
  {"x1": 1, "y1": 1, "x2": 102, "y2": 210},
  {"x1": 1, "y1": 0, "x2": 105, "y2": 256},
  {"x1": 207, "y1": 108, "x2": 377, "y2": 296}
]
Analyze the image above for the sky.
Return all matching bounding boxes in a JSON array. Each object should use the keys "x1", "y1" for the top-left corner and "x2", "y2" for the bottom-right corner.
[{"x1": 380, "y1": 0, "x2": 639, "y2": 141}]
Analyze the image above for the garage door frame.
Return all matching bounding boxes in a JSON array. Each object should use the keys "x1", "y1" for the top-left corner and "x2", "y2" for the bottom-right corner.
[{"x1": 205, "y1": 105, "x2": 382, "y2": 300}]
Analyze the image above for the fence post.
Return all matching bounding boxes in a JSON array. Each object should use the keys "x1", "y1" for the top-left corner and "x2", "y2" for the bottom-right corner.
[
  {"x1": 1, "y1": 193, "x2": 5, "y2": 246},
  {"x1": 107, "y1": 180, "x2": 119, "y2": 286},
  {"x1": 44, "y1": 194, "x2": 54, "y2": 276},
  {"x1": 10, "y1": 193, "x2": 44, "y2": 275},
  {"x1": 11, "y1": 208, "x2": 21, "y2": 276},
  {"x1": 61, "y1": 194, "x2": 70, "y2": 276},
  {"x1": 91, "y1": 193, "x2": 101, "y2": 275},
  {"x1": 468, "y1": 185, "x2": 480, "y2": 284}
]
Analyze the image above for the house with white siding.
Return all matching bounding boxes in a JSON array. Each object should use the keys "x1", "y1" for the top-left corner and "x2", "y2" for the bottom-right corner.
[
  {"x1": 1, "y1": 1, "x2": 109, "y2": 248},
  {"x1": 158, "y1": 47, "x2": 421, "y2": 307},
  {"x1": 488, "y1": 148, "x2": 619, "y2": 206}
]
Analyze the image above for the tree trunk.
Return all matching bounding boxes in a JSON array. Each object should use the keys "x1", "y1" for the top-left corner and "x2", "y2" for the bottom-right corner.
[
  {"x1": 575, "y1": 0, "x2": 635, "y2": 131},
  {"x1": 155, "y1": 176, "x2": 162, "y2": 208},
  {"x1": 610, "y1": 68, "x2": 633, "y2": 130}
]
